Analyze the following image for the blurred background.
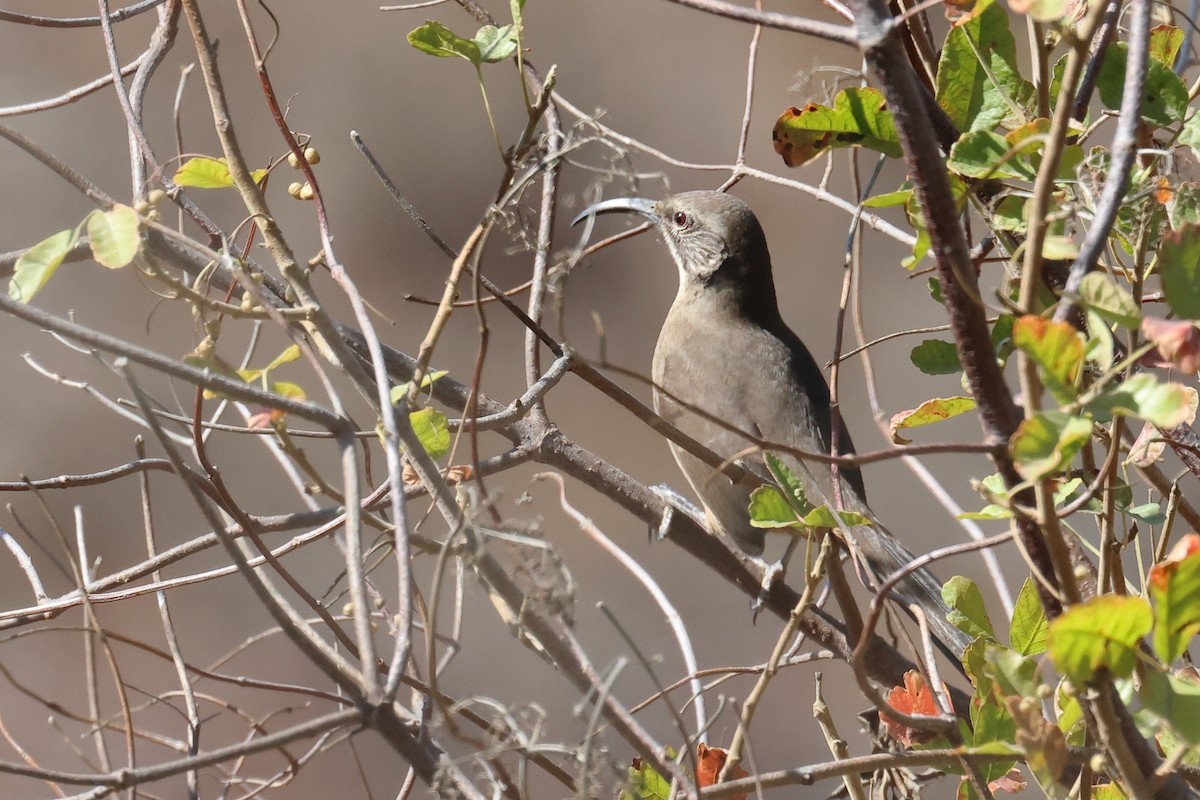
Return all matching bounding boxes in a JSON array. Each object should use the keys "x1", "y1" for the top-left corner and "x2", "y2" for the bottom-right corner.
[{"x1": 0, "y1": 1, "x2": 1014, "y2": 797}]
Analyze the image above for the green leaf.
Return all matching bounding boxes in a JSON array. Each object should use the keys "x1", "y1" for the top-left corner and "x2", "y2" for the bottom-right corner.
[
  {"x1": 9, "y1": 229, "x2": 77, "y2": 303},
  {"x1": 409, "y1": 407, "x2": 451, "y2": 458},
  {"x1": 86, "y1": 205, "x2": 140, "y2": 268},
  {"x1": 910, "y1": 339, "x2": 961, "y2": 375},
  {"x1": 390, "y1": 370, "x2": 448, "y2": 405},
  {"x1": 799, "y1": 505, "x2": 871, "y2": 529},
  {"x1": 1047, "y1": 595, "x2": 1152, "y2": 684},
  {"x1": 897, "y1": 176, "x2": 968, "y2": 270},
  {"x1": 1085, "y1": 310, "x2": 1115, "y2": 371},
  {"x1": 889, "y1": 396, "x2": 976, "y2": 444},
  {"x1": 619, "y1": 756, "x2": 671, "y2": 800},
  {"x1": 991, "y1": 314, "x2": 1016, "y2": 362},
  {"x1": 935, "y1": 0, "x2": 1034, "y2": 132},
  {"x1": 1076, "y1": 273, "x2": 1140, "y2": 328},
  {"x1": 1127, "y1": 502, "x2": 1165, "y2": 524},
  {"x1": 1168, "y1": 183, "x2": 1200, "y2": 229},
  {"x1": 173, "y1": 156, "x2": 267, "y2": 188},
  {"x1": 943, "y1": 576, "x2": 995, "y2": 641},
  {"x1": 1141, "y1": 669, "x2": 1200, "y2": 745},
  {"x1": 1180, "y1": 118, "x2": 1200, "y2": 165},
  {"x1": 1149, "y1": 24, "x2": 1185, "y2": 67},
  {"x1": 1096, "y1": 43, "x2": 1188, "y2": 126},
  {"x1": 764, "y1": 452, "x2": 810, "y2": 513},
  {"x1": 1159, "y1": 224, "x2": 1200, "y2": 319},
  {"x1": 748, "y1": 485, "x2": 799, "y2": 529},
  {"x1": 1010, "y1": 411, "x2": 1093, "y2": 481},
  {"x1": 863, "y1": 187, "x2": 912, "y2": 208},
  {"x1": 474, "y1": 24, "x2": 517, "y2": 62},
  {"x1": 1012, "y1": 316, "x2": 1084, "y2": 404},
  {"x1": 772, "y1": 87, "x2": 901, "y2": 167},
  {"x1": 1009, "y1": 578, "x2": 1049, "y2": 655},
  {"x1": 947, "y1": 130, "x2": 1038, "y2": 180},
  {"x1": 992, "y1": 195, "x2": 1027, "y2": 232},
  {"x1": 1150, "y1": 540, "x2": 1200, "y2": 663},
  {"x1": 1086, "y1": 374, "x2": 1194, "y2": 428},
  {"x1": 986, "y1": 646, "x2": 1041, "y2": 699},
  {"x1": 967, "y1": 692, "x2": 1018, "y2": 783},
  {"x1": 407, "y1": 20, "x2": 480, "y2": 64}
]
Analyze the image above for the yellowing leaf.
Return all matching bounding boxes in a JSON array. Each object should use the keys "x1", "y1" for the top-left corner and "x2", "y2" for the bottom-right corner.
[
  {"x1": 174, "y1": 156, "x2": 267, "y2": 188},
  {"x1": 409, "y1": 407, "x2": 450, "y2": 458},
  {"x1": 87, "y1": 205, "x2": 140, "y2": 268},
  {"x1": 889, "y1": 396, "x2": 976, "y2": 443},
  {"x1": 772, "y1": 87, "x2": 901, "y2": 167},
  {"x1": 9, "y1": 229, "x2": 78, "y2": 303},
  {"x1": 1149, "y1": 24, "x2": 1185, "y2": 67}
]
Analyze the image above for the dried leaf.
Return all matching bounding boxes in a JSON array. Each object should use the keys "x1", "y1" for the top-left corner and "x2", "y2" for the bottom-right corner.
[{"x1": 696, "y1": 743, "x2": 747, "y2": 799}]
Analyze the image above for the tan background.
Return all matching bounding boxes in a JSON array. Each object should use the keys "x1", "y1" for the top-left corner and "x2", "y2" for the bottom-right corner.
[{"x1": 0, "y1": 1, "x2": 1009, "y2": 797}]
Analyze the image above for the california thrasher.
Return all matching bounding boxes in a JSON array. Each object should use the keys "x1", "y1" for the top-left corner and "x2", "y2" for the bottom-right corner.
[{"x1": 574, "y1": 190, "x2": 971, "y2": 658}]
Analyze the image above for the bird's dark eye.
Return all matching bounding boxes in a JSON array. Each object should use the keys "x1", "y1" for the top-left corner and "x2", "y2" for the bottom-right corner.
[{"x1": 672, "y1": 211, "x2": 688, "y2": 227}]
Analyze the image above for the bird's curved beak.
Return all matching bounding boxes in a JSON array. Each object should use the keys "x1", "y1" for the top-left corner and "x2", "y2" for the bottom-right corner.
[{"x1": 570, "y1": 196, "x2": 658, "y2": 227}]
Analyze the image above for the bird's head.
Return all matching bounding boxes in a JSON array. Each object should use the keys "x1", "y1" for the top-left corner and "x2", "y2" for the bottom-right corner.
[{"x1": 573, "y1": 191, "x2": 775, "y2": 298}]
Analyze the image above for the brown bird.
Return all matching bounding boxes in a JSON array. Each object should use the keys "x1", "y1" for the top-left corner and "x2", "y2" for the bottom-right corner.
[{"x1": 575, "y1": 190, "x2": 971, "y2": 658}]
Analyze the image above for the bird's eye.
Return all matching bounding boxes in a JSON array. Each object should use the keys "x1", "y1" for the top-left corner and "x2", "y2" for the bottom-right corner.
[{"x1": 672, "y1": 211, "x2": 688, "y2": 227}]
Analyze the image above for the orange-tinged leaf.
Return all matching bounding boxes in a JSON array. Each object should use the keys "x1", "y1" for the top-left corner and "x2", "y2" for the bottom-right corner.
[
  {"x1": 1012, "y1": 315, "x2": 1084, "y2": 403},
  {"x1": 696, "y1": 743, "x2": 747, "y2": 797},
  {"x1": 881, "y1": 670, "x2": 946, "y2": 747},
  {"x1": 889, "y1": 395, "x2": 976, "y2": 443},
  {"x1": 1151, "y1": 534, "x2": 1200, "y2": 590},
  {"x1": 772, "y1": 88, "x2": 901, "y2": 168},
  {"x1": 1149, "y1": 533, "x2": 1200, "y2": 663}
]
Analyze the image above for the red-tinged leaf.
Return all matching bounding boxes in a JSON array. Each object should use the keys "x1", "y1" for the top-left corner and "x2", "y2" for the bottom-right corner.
[
  {"x1": 1142, "y1": 317, "x2": 1200, "y2": 375},
  {"x1": 988, "y1": 767, "x2": 1027, "y2": 793},
  {"x1": 696, "y1": 743, "x2": 747, "y2": 799},
  {"x1": 882, "y1": 670, "x2": 947, "y2": 747},
  {"x1": 1149, "y1": 534, "x2": 1200, "y2": 663}
]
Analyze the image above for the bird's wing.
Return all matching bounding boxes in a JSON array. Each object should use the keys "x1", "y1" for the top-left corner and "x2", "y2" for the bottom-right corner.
[{"x1": 745, "y1": 332, "x2": 972, "y2": 658}]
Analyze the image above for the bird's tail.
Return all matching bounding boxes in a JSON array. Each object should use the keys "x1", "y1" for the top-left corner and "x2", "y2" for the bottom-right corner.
[{"x1": 851, "y1": 522, "x2": 974, "y2": 662}]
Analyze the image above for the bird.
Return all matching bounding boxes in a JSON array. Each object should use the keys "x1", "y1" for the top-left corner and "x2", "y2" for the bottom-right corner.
[{"x1": 573, "y1": 190, "x2": 971, "y2": 659}]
